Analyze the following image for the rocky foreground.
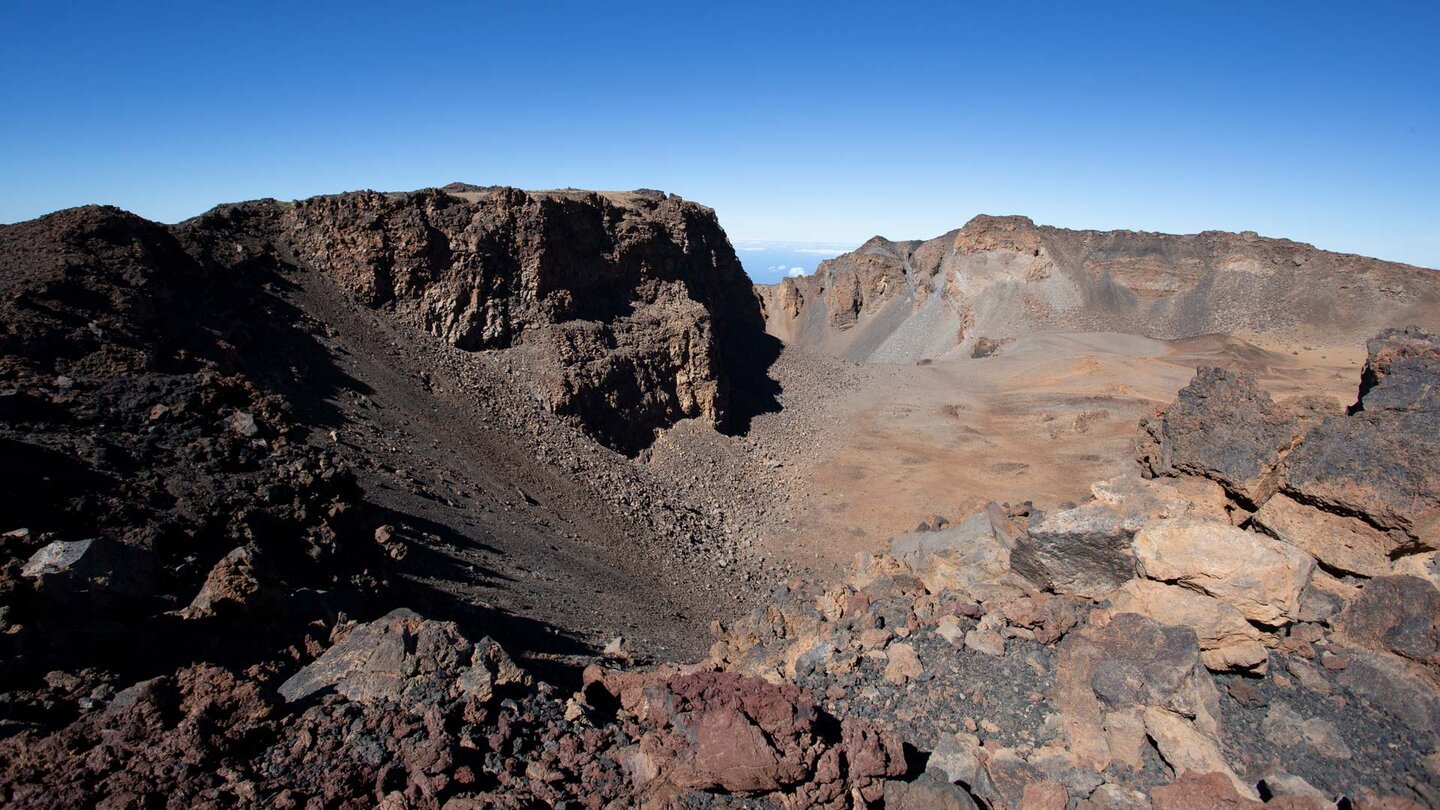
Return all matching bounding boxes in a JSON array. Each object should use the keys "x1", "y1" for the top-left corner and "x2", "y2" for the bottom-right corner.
[{"x1": 1, "y1": 187, "x2": 1438, "y2": 808}]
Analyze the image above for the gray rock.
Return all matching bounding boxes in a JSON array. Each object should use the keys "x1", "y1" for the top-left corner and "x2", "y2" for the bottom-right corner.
[
  {"x1": 885, "y1": 770, "x2": 979, "y2": 810},
  {"x1": 1142, "y1": 366, "x2": 1303, "y2": 507},
  {"x1": 1085, "y1": 783, "x2": 1151, "y2": 810},
  {"x1": 927, "y1": 733, "x2": 982, "y2": 786},
  {"x1": 1282, "y1": 331, "x2": 1440, "y2": 549},
  {"x1": 1011, "y1": 475, "x2": 1218, "y2": 598},
  {"x1": 1012, "y1": 506, "x2": 1137, "y2": 599},
  {"x1": 21, "y1": 538, "x2": 154, "y2": 602},
  {"x1": 1056, "y1": 613, "x2": 1225, "y2": 775},
  {"x1": 228, "y1": 410, "x2": 260, "y2": 437},
  {"x1": 891, "y1": 510, "x2": 996, "y2": 567},
  {"x1": 1334, "y1": 653, "x2": 1440, "y2": 735},
  {"x1": 1333, "y1": 575, "x2": 1440, "y2": 669},
  {"x1": 278, "y1": 608, "x2": 525, "y2": 706}
]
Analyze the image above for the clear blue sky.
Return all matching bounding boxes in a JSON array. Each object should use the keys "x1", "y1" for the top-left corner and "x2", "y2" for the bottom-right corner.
[{"x1": 2, "y1": 1, "x2": 1437, "y2": 267}]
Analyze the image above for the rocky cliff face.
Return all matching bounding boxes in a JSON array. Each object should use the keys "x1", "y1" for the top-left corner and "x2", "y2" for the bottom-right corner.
[
  {"x1": 176, "y1": 185, "x2": 768, "y2": 454},
  {"x1": 758, "y1": 215, "x2": 1440, "y2": 362}
]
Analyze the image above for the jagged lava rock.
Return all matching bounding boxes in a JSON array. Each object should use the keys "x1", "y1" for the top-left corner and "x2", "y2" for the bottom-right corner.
[
  {"x1": 1281, "y1": 327, "x2": 1440, "y2": 549},
  {"x1": 279, "y1": 608, "x2": 528, "y2": 705},
  {"x1": 180, "y1": 545, "x2": 283, "y2": 619},
  {"x1": 20, "y1": 538, "x2": 154, "y2": 604},
  {"x1": 1138, "y1": 367, "x2": 1314, "y2": 507}
]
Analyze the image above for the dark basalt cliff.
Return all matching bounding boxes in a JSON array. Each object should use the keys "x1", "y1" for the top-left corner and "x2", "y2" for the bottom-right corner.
[
  {"x1": 176, "y1": 185, "x2": 773, "y2": 455},
  {"x1": 759, "y1": 215, "x2": 1440, "y2": 362}
]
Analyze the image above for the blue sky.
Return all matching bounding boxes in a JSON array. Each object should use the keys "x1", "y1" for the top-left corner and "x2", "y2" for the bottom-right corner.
[{"x1": 2, "y1": 2, "x2": 1437, "y2": 270}]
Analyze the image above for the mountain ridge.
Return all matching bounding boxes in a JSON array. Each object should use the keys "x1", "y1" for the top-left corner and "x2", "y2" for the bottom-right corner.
[{"x1": 757, "y1": 214, "x2": 1440, "y2": 363}]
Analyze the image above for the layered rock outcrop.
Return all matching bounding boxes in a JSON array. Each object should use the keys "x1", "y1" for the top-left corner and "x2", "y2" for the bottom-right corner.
[
  {"x1": 183, "y1": 185, "x2": 773, "y2": 454},
  {"x1": 758, "y1": 215, "x2": 1440, "y2": 362}
]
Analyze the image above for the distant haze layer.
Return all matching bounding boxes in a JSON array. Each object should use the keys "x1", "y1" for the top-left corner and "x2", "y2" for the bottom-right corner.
[{"x1": 733, "y1": 240, "x2": 855, "y2": 284}]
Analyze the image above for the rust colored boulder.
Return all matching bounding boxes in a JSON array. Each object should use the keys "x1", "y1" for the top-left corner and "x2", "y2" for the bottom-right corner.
[{"x1": 583, "y1": 665, "x2": 905, "y2": 803}]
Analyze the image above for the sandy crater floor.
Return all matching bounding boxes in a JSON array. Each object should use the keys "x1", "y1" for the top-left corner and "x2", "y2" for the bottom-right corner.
[{"x1": 723, "y1": 330, "x2": 1367, "y2": 578}]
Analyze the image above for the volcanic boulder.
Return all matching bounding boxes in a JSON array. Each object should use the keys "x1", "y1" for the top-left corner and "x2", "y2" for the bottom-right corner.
[
  {"x1": 1280, "y1": 328, "x2": 1440, "y2": 550},
  {"x1": 582, "y1": 664, "x2": 907, "y2": 806},
  {"x1": 1137, "y1": 367, "x2": 1308, "y2": 507}
]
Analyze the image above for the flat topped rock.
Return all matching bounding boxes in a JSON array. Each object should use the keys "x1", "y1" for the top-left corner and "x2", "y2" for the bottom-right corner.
[
  {"x1": 1011, "y1": 475, "x2": 1224, "y2": 599},
  {"x1": 1133, "y1": 517, "x2": 1314, "y2": 625}
]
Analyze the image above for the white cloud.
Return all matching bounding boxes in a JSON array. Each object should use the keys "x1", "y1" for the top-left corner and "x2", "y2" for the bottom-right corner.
[
  {"x1": 787, "y1": 267, "x2": 805, "y2": 277},
  {"x1": 734, "y1": 240, "x2": 858, "y2": 255}
]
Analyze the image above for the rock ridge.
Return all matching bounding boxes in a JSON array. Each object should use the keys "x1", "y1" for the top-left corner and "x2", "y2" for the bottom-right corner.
[{"x1": 758, "y1": 214, "x2": 1440, "y2": 362}]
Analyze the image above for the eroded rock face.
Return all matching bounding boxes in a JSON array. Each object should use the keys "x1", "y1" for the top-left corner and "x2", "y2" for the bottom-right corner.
[
  {"x1": 757, "y1": 215, "x2": 1440, "y2": 363},
  {"x1": 188, "y1": 186, "x2": 774, "y2": 455}
]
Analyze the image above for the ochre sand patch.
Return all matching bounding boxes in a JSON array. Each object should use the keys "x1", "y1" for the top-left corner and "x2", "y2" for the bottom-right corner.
[{"x1": 702, "y1": 330, "x2": 1367, "y2": 577}]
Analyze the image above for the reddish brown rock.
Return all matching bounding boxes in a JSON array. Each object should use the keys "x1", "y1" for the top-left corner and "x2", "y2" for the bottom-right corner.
[
  {"x1": 582, "y1": 665, "x2": 905, "y2": 804},
  {"x1": 181, "y1": 545, "x2": 282, "y2": 619}
]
